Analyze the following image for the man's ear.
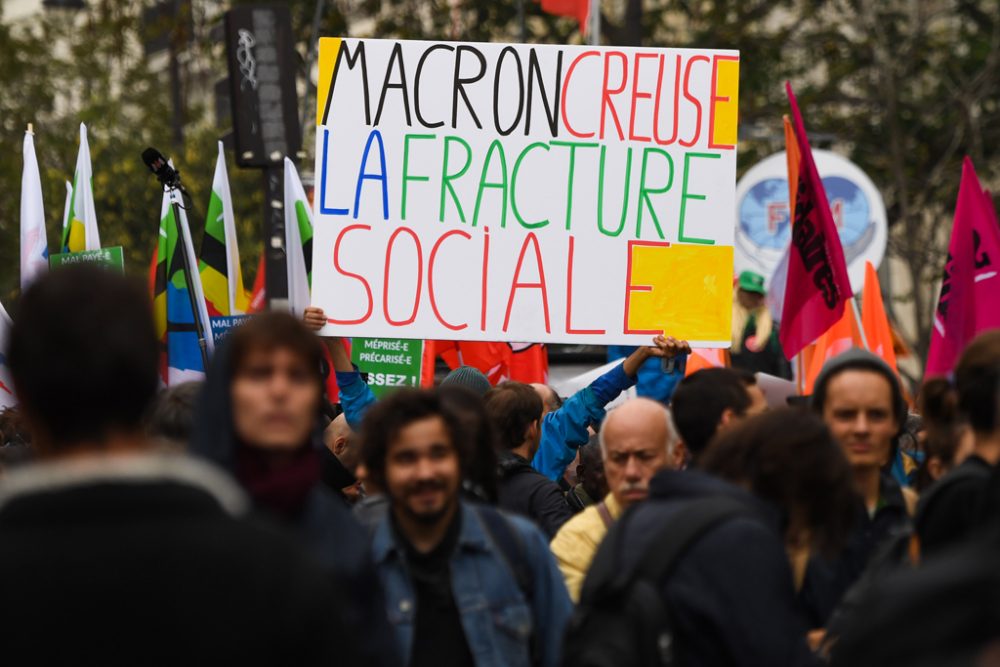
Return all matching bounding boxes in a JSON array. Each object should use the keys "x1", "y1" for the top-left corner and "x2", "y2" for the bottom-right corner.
[
  {"x1": 719, "y1": 408, "x2": 736, "y2": 428},
  {"x1": 525, "y1": 420, "x2": 540, "y2": 444},
  {"x1": 333, "y1": 435, "x2": 348, "y2": 456},
  {"x1": 671, "y1": 441, "x2": 688, "y2": 470}
]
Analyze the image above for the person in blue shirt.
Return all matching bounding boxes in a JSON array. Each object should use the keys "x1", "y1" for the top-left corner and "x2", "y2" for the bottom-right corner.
[
  {"x1": 302, "y1": 307, "x2": 689, "y2": 482},
  {"x1": 358, "y1": 386, "x2": 572, "y2": 667}
]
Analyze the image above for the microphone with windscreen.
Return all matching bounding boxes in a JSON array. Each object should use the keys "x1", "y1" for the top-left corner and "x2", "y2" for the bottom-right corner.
[{"x1": 141, "y1": 147, "x2": 182, "y2": 190}]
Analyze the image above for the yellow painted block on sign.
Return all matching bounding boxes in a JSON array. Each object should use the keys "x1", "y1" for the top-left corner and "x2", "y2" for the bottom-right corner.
[
  {"x1": 625, "y1": 243, "x2": 733, "y2": 343},
  {"x1": 710, "y1": 57, "x2": 740, "y2": 148},
  {"x1": 316, "y1": 38, "x2": 342, "y2": 126}
]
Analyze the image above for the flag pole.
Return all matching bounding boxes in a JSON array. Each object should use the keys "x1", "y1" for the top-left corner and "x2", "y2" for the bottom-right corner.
[
  {"x1": 850, "y1": 297, "x2": 870, "y2": 351},
  {"x1": 795, "y1": 351, "x2": 804, "y2": 395}
]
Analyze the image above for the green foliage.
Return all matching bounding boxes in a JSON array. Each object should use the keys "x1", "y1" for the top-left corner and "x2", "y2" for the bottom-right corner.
[{"x1": 1, "y1": 0, "x2": 997, "y2": 370}]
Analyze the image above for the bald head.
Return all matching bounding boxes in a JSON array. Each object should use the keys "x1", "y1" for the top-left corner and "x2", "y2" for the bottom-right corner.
[
  {"x1": 531, "y1": 383, "x2": 561, "y2": 416},
  {"x1": 323, "y1": 414, "x2": 359, "y2": 469},
  {"x1": 599, "y1": 398, "x2": 678, "y2": 509}
]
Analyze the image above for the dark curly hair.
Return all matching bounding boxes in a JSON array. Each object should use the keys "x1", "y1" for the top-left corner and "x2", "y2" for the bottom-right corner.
[
  {"x1": 360, "y1": 388, "x2": 470, "y2": 488},
  {"x1": 700, "y1": 407, "x2": 857, "y2": 556}
]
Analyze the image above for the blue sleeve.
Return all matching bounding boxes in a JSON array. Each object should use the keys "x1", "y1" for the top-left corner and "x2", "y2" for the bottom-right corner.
[
  {"x1": 516, "y1": 519, "x2": 573, "y2": 667},
  {"x1": 589, "y1": 362, "x2": 635, "y2": 405},
  {"x1": 531, "y1": 362, "x2": 637, "y2": 481},
  {"x1": 335, "y1": 370, "x2": 377, "y2": 431}
]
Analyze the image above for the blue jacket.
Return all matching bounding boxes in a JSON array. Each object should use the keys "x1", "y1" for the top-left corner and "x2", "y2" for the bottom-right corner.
[
  {"x1": 337, "y1": 369, "x2": 378, "y2": 431},
  {"x1": 607, "y1": 345, "x2": 685, "y2": 402},
  {"x1": 337, "y1": 364, "x2": 636, "y2": 482},
  {"x1": 531, "y1": 362, "x2": 637, "y2": 481},
  {"x1": 371, "y1": 502, "x2": 573, "y2": 667}
]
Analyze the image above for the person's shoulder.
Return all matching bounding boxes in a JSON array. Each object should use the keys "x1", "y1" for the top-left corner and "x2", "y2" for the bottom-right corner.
[
  {"x1": 488, "y1": 506, "x2": 552, "y2": 552},
  {"x1": 551, "y1": 503, "x2": 602, "y2": 545}
]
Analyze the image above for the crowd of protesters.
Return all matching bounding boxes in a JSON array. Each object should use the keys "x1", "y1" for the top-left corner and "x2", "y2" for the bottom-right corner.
[{"x1": 2, "y1": 266, "x2": 1000, "y2": 665}]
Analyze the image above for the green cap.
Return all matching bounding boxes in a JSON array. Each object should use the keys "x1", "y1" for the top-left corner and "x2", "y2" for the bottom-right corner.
[{"x1": 737, "y1": 270, "x2": 766, "y2": 295}]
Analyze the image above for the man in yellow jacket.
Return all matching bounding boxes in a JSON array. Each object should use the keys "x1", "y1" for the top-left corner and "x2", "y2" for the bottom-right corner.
[{"x1": 550, "y1": 398, "x2": 683, "y2": 601}]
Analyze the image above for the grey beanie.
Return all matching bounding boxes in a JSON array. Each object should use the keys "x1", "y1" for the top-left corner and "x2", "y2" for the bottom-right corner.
[
  {"x1": 440, "y1": 365, "x2": 492, "y2": 396},
  {"x1": 810, "y1": 348, "x2": 906, "y2": 424}
]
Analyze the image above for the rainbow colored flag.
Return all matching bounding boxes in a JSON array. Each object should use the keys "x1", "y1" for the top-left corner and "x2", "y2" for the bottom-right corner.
[{"x1": 153, "y1": 189, "x2": 215, "y2": 384}]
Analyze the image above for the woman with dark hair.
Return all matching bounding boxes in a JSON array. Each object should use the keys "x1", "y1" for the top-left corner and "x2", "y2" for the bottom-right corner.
[
  {"x1": 700, "y1": 407, "x2": 858, "y2": 579},
  {"x1": 190, "y1": 312, "x2": 395, "y2": 666}
]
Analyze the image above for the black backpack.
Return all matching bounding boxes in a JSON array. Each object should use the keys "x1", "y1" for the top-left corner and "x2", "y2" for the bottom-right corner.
[{"x1": 562, "y1": 496, "x2": 749, "y2": 667}]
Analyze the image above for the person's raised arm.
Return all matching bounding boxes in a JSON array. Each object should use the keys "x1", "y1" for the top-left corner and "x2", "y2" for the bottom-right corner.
[
  {"x1": 531, "y1": 335, "x2": 691, "y2": 480},
  {"x1": 303, "y1": 306, "x2": 375, "y2": 430}
]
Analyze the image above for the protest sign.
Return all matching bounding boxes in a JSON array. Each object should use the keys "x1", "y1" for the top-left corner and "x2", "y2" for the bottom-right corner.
[
  {"x1": 351, "y1": 337, "x2": 425, "y2": 397},
  {"x1": 210, "y1": 315, "x2": 253, "y2": 346},
  {"x1": 311, "y1": 39, "x2": 739, "y2": 346},
  {"x1": 49, "y1": 246, "x2": 124, "y2": 273}
]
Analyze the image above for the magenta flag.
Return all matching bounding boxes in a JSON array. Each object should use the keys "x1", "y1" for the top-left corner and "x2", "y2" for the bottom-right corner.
[
  {"x1": 926, "y1": 158, "x2": 1000, "y2": 375},
  {"x1": 778, "y1": 83, "x2": 853, "y2": 359}
]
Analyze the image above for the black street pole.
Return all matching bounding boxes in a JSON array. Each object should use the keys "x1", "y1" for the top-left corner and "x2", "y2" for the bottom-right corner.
[
  {"x1": 518, "y1": 0, "x2": 526, "y2": 42},
  {"x1": 263, "y1": 165, "x2": 289, "y2": 310}
]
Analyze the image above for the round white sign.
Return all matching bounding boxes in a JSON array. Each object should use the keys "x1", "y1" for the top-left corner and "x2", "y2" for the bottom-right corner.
[{"x1": 734, "y1": 149, "x2": 887, "y2": 295}]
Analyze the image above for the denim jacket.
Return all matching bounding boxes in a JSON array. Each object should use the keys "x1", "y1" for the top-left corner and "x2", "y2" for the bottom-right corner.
[{"x1": 370, "y1": 502, "x2": 573, "y2": 667}]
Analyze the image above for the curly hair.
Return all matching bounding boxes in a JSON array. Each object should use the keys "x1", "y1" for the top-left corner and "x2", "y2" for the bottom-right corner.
[
  {"x1": 359, "y1": 388, "x2": 470, "y2": 488},
  {"x1": 700, "y1": 407, "x2": 857, "y2": 556}
]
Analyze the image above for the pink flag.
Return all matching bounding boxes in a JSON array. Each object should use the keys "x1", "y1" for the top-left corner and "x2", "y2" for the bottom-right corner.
[
  {"x1": 778, "y1": 84, "x2": 853, "y2": 359},
  {"x1": 975, "y1": 188, "x2": 1000, "y2": 330},
  {"x1": 926, "y1": 157, "x2": 1000, "y2": 375}
]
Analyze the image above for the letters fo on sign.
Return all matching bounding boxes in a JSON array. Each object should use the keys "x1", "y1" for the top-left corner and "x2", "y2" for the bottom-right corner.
[{"x1": 311, "y1": 38, "x2": 739, "y2": 346}]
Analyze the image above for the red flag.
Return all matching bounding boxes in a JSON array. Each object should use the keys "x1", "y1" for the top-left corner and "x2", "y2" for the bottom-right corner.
[
  {"x1": 540, "y1": 0, "x2": 590, "y2": 33},
  {"x1": 778, "y1": 83, "x2": 853, "y2": 359},
  {"x1": 507, "y1": 344, "x2": 549, "y2": 384},
  {"x1": 248, "y1": 254, "x2": 266, "y2": 313},
  {"x1": 861, "y1": 261, "x2": 898, "y2": 373},
  {"x1": 926, "y1": 157, "x2": 1000, "y2": 376}
]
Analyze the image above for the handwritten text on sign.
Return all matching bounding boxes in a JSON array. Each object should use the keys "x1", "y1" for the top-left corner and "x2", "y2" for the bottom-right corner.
[{"x1": 312, "y1": 39, "x2": 739, "y2": 346}]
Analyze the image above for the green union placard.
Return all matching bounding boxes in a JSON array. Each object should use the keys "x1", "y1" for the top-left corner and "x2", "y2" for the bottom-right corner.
[
  {"x1": 351, "y1": 337, "x2": 424, "y2": 398},
  {"x1": 50, "y1": 246, "x2": 124, "y2": 273}
]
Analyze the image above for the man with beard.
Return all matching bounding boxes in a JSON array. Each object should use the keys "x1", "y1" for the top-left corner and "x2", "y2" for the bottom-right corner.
[
  {"x1": 360, "y1": 388, "x2": 572, "y2": 667},
  {"x1": 551, "y1": 399, "x2": 682, "y2": 601}
]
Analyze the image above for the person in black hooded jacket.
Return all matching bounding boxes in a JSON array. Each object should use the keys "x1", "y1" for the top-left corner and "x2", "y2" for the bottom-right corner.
[
  {"x1": 484, "y1": 381, "x2": 573, "y2": 537},
  {"x1": 190, "y1": 312, "x2": 396, "y2": 666},
  {"x1": 587, "y1": 408, "x2": 856, "y2": 667}
]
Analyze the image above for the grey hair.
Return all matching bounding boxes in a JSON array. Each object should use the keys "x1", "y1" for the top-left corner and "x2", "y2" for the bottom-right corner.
[{"x1": 599, "y1": 402, "x2": 678, "y2": 457}]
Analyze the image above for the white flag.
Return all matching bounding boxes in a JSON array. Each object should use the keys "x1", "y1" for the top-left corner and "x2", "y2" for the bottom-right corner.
[
  {"x1": 20, "y1": 130, "x2": 48, "y2": 289},
  {"x1": 61, "y1": 181, "x2": 72, "y2": 238},
  {"x1": 198, "y1": 142, "x2": 248, "y2": 315},
  {"x1": 0, "y1": 300, "x2": 17, "y2": 410},
  {"x1": 284, "y1": 158, "x2": 313, "y2": 319},
  {"x1": 63, "y1": 123, "x2": 100, "y2": 252}
]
